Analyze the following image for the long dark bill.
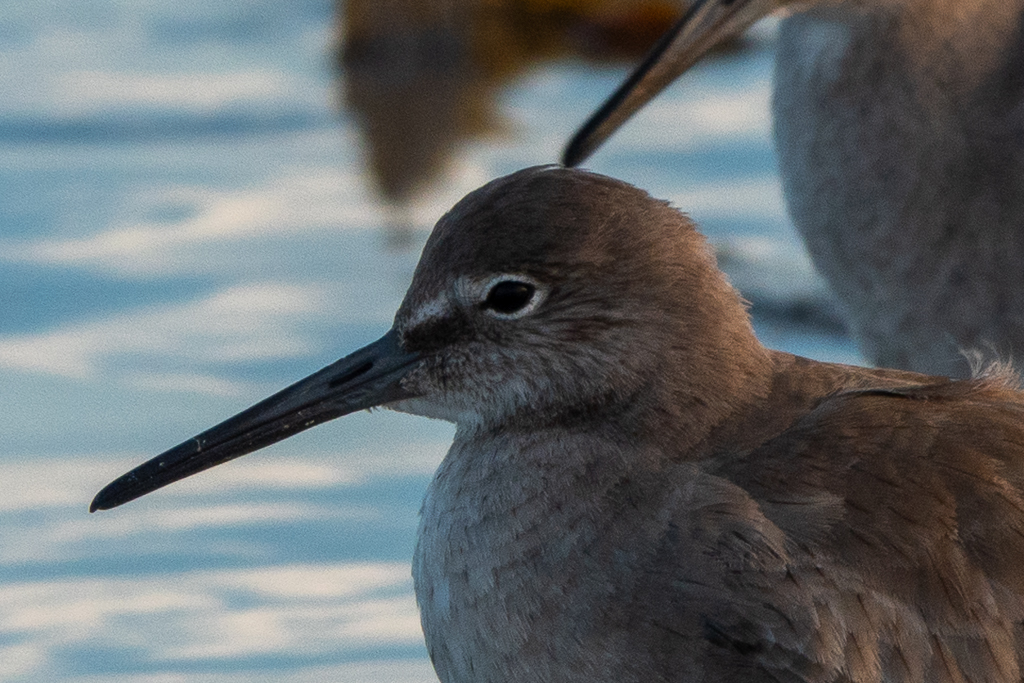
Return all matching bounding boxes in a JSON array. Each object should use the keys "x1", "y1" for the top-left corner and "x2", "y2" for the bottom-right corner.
[
  {"x1": 90, "y1": 329, "x2": 420, "y2": 512},
  {"x1": 562, "y1": 0, "x2": 780, "y2": 168}
]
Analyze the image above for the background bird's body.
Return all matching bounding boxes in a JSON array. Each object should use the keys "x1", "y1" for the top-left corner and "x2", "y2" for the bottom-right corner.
[{"x1": 774, "y1": 1, "x2": 1024, "y2": 375}]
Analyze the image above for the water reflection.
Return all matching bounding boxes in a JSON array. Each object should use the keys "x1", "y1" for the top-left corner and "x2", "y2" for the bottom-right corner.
[{"x1": 336, "y1": 0, "x2": 692, "y2": 209}]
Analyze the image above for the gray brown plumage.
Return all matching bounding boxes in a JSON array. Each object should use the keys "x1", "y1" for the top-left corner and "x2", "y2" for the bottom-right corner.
[
  {"x1": 93, "y1": 167, "x2": 1024, "y2": 682},
  {"x1": 564, "y1": 0, "x2": 1024, "y2": 378}
]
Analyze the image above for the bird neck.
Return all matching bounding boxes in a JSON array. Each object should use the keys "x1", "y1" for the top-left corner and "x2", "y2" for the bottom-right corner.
[
  {"x1": 471, "y1": 315, "x2": 775, "y2": 466},
  {"x1": 640, "y1": 318, "x2": 776, "y2": 457}
]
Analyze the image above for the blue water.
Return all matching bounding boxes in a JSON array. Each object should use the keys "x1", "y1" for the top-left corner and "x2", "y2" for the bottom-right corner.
[{"x1": 0, "y1": 3, "x2": 860, "y2": 681}]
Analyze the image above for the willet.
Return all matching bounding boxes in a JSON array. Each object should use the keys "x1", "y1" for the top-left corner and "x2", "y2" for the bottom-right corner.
[
  {"x1": 564, "y1": 0, "x2": 1024, "y2": 378},
  {"x1": 93, "y1": 167, "x2": 1024, "y2": 682}
]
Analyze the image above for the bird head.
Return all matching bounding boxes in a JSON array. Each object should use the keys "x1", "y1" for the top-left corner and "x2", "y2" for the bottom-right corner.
[
  {"x1": 389, "y1": 166, "x2": 763, "y2": 430},
  {"x1": 90, "y1": 167, "x2": 767, "y2": 512}
]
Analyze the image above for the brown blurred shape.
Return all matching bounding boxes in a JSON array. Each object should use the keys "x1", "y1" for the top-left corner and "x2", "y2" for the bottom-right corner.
[{"x1": 335, "y1": 0, "x2": 690, "y2": 206}]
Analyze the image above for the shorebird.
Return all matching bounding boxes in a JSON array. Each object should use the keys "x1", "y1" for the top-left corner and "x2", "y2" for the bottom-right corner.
[
  {"x1": 94, "y1": 167, "x2": 1024, "y2": 683},
  {"x1": 563, "y1": 0, "x2": 1024, "y2": 378}
]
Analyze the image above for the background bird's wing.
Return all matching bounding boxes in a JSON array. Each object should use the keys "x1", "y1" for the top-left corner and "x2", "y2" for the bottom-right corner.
[{"x1": 667, "y1": 377, "x2": 1024, "y2": 683}]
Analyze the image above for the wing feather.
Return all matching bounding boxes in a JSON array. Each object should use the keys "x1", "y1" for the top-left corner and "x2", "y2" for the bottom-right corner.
[{"x1": 671, "y1": 376, "x2": 1024, "y2": 683}]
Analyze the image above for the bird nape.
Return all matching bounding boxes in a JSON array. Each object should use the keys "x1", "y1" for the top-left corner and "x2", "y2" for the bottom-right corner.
[
  {"x1": 93, "y1": 167, "x2": 1024, "y2": 683},
  {"x1": 564, "y1": 0, "x2": 1024, "y2": 379}
]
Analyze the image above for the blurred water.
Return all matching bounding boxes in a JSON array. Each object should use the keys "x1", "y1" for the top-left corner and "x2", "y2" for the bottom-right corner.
[{"x1": 0, "y1": 1, "x2": 860, "y2": 681}]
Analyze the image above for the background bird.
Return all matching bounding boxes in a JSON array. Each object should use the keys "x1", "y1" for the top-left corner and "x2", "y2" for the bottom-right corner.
[
  {"x1": 94, "y1": 167, "x2": 1024, "y2": 682},
  {"x1": 564, "y1": 0, "x2": 1024, "y2": 378}
]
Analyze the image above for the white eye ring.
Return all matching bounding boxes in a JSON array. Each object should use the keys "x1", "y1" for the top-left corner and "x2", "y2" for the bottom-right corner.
[{"x1": 476, "y1": 274, "x2": 545, "y2": 319}]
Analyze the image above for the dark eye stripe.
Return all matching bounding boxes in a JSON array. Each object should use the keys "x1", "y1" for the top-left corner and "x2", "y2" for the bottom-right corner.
[{"x1": 483, "y1": 281, "x2": 536, "y2": 315}]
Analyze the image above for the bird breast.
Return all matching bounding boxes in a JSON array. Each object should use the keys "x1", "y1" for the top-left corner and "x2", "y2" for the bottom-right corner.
[
  {"x1": 411, "y1": 428, "x2": 689, "y2": 682},
  {"x1": 409, "y1": 422, "x2": 796, "y2": 683}
]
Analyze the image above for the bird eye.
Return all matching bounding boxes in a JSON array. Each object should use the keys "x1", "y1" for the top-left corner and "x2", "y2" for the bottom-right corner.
[{"x1": 482, "y1": 280, "x2": 537, "y2": 316}]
